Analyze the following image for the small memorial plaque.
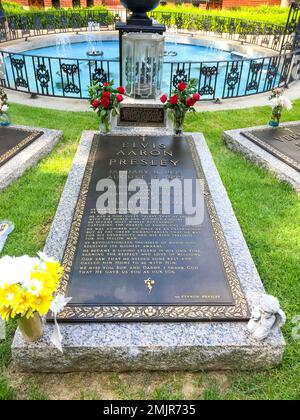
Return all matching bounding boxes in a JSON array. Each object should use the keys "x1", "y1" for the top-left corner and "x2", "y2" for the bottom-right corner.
[
  {"x1": 242, "y1": 124, "x2": 300, "y2": 173},
  {"x1": 118, "y1": 106, "x2": 166, "y2": 127},
  {"x1": 54, "y1": 135, "x2": 248, "y2": 322},
  {"x1": 0, "y1": 127, "x2": 43, "y2": 168}
]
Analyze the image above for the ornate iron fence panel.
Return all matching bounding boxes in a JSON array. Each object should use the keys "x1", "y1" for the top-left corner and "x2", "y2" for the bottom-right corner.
[
  {"x1": 0, "y1": 48, "x2": 296, "y2": 101},
  {"x1": 198, "y1": 63, "x2": 219, "y2": 100},
  {"x1": 0, "y1": 5, "x2": 298, "y2": 101},
  {"x1": 223, "y1": 60, "x2": 243, "y2": 98}
]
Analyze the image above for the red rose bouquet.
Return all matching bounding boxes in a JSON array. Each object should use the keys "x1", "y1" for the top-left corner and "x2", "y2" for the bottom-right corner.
[
  {"x1": 160, "y1": 79, "x2": 200, "y2": 134},
  {"x1": 88, "y1": 81, "x2": 125, "y2": 134}
]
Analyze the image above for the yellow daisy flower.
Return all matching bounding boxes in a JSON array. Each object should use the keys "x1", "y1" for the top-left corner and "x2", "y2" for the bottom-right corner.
[
  {"x1": 33, "y1": 292, "x2": 53, "y2": 316},
  {"x1": 11, "y1": 290, "x2": 36, "y2": 318},
  {"x1": 0, "y1": 284, "x2": 20, "y2": 308},
  {"x1": 0, "y1": 306, "x2": 13, "y2": 321}
]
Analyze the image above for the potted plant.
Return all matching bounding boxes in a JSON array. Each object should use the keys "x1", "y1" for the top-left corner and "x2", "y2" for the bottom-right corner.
[
  {"x1": 88, "y1": 81, "x2": 125, "y2": 134},
  {"x1": 0, "y1": 253, "x2": 67, "y2": 344},
  {"x1": 0, "y1": 87, "x2": 10, "y2": 127},
  {"x1": 160, "y1": 80, "x2": 201, "y2": 135},
  {"x1": 269, "y1": 88, "x2": 293, "y2": 128}
]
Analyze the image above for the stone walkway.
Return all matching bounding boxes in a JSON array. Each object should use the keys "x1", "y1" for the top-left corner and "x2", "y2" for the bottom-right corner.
[{"x1": 6, "y1": 80, "x2": 300, "y2": 113}]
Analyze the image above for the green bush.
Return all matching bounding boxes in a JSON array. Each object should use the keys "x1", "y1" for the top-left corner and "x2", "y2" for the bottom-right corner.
[
  {"x1": 5, "y1": 6, "x2": 114, "y2": 30},
  {"x1": 154, "y1": 4, "x2": 289, "y2": 26},
  {"x1": 2, "y1": 1, "x2": 25, "y2": 14}
]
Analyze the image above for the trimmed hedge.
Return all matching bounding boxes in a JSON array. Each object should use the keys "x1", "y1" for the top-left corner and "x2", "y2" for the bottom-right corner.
[
  {"x1": 5, "y1": 7, "x2": 115, "y2": 30},
  {"x1": 155, "y1": 4, "x2": 289, "y2": 26}
]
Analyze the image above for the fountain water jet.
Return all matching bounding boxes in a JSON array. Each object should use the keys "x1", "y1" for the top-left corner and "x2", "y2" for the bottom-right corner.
[
  {"x1": 55, "y1": 33, "x2": 71, "y2": 57},
  {"x1": 86, "y1": 20, "x2": 104, "y2": 58}
]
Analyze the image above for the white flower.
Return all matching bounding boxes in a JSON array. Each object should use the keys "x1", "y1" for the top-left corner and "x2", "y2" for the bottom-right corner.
[
  {"x1": 22, "y1": 278, "x2": 43, "y2": 296},
  {"x1": 1, "y1": 104, "x2": 8, "y2": 113},
  {"x1": 0, "y1": 255, "x2": 40, "y2": 288},
  {"x1": 50, "y1": 295, "x2": 72, "y2": 315},
  {"x1": 269, "y1": 97, "x2": 280, "y2": 108},
  {"x1": 280, "y1": 96, "x2": 293, "y2": 111},
  {"x1": 269, "y1": 95, "x2": 293, "y2": 111}
]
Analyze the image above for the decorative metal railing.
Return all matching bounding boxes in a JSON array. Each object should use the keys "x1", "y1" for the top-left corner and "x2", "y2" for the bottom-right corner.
[
  {"x1": 0, "y1": 8, "x2": 299, "y2": 101},
  {"x1": 0, "y1": 49, "x2": 297, "y2": 101}
]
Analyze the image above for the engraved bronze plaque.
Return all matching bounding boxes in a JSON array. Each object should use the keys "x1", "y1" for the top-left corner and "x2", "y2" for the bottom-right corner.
[
  {"x1": 55, "y1": 135, "x2": 248, "y2": 322},
  {"x1": 242, "y1": 124, "x2": 300, "y2": 173},
  {"x1": 118, "y1": 106, "x2": 166, "y2": 127},
  {"x1": 0, "y1": 127, "x2": 43, "y2": 168}
]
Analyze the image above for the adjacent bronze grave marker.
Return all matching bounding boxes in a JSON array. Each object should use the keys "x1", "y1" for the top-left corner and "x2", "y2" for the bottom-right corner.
[
  {"x1": 55, "y1": 135, "x2": 248, "y2": 322},
  {"x1": 242, "y1": 124, "x2": 300, "y2": 173},
  {"x1": 0, "y1": 127, "x2": 43, "y2": 168}
]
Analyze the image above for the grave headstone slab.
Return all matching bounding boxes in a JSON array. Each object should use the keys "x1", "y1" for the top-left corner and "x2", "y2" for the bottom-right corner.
[
  {"x1": 242, "y1": 124, "x2": 300, "y2": 173},
  {"x1": 0, "y1": 126, "x2": 43, "y2": 168},
  {"x1": 53, "y1": 134, "x2": 248, "y2": 322}
]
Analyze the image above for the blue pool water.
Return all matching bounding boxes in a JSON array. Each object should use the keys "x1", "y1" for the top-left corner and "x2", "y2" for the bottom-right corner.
[
  {"x1": 4, "y1": 41, "x2": 275, "y2": 99},
  {"x1": 23, "y1": 41, "x2": 235, "y2": 62}
]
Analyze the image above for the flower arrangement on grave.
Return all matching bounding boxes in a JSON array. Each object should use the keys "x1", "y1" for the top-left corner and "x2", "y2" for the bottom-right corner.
[
  {"x1": 88, "y1": 80, "x2": 125, "y2": 134},
  {"x1": 0, "y1": 87, "x2": 10, "y2": 127},
  {"x1": 0, "y1": 253, "x2": 70, "y2": 348},
  {"x1": 268, "y1": 88, "x2": 293, "y2": 128},
  {"x1": 160, "y1": 79, "x2": 201, "y2": 135}
]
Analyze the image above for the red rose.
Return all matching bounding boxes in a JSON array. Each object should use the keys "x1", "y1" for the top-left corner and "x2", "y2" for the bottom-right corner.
[
  {"x1": 116, "y1": 94, "x2": 123, "y2": 103},
  {"x1": 160, "y1": 94, "x2": 168, "y2": 104},
  {"x1": 169, "y1": 94, "x2": 179, "y2": 105},
  {"x1": 186, "y1": 97, "x2": 196, "y2": 107},
  {"x1": 117, "y1": 86, "x2": 125, "y2": 94},
  {"x1": 91, "y1": 99, "x2": 100, "y2": 108},
  {"x1": 178, "y1": 82, "x2": 187, "y2": 92},
  {"x1": 101, "y1": 97, "x2": 110, "y2": 108},
  {"x1": 193, "y1": 93, "x2": 201, "y2": 101},
  {"x1": 103, "y1": 82, "x2": 110, "y2": 87},
  {"x1": 102, "y1": 91, "x2": 111, "y2": 99}
]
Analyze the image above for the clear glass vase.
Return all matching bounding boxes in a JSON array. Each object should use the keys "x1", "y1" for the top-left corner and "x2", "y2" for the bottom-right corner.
[
  {"x1": 0, "y1": 113, "x2": 10, "y2": 127},
  {"x1": 99, "y1": 111, "x2": 112, "y2": 134},
  {"x1": 17, "y1": 312, "x2": 43, "y2": 343},
  {"x1": 170, "y1": 109, "x2": 186, "y2": 135}
]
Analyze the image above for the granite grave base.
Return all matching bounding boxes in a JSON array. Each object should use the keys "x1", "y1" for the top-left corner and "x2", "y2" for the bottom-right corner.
[
  {"x1": 12, "y1": 130, "x2": 285, "y2": 372},
  {"x1": 223, "y1": 121, "x2": 300, "y2": 194},
  {"x1": 0, "y1": 125, "x2": 63, "y2": 191}
]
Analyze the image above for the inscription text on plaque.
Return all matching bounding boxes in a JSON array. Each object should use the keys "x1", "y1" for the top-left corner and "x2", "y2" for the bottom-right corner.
[{"x1": 55, "y1": 135, "x2": 248, "y2": 322}]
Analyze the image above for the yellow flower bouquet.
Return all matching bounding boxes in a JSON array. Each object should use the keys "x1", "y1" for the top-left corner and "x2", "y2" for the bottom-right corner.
[{"x1": 0, "y1": 252, "x2": 66, "y2": 343}]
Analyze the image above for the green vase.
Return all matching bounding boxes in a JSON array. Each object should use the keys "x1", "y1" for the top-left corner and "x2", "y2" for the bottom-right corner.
[{"x1": 0, "y1": 113, "x2": 10, "y2": 127}]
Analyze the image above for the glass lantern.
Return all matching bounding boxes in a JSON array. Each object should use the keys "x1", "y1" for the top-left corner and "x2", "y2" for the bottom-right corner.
[{"x1": 122, "y1": 32, "x2": 164, "y2": 100}]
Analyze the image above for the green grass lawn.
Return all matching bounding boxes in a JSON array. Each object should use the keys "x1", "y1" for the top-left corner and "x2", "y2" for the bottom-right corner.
[{"x1": 0, "y1": 100, "x2": 300, "y2": 400}]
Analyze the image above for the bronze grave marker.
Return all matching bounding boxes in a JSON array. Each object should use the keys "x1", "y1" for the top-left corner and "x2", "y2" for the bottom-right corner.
[
  {"x1": 242, "y1": 124, "x2": 300, "y2": 173},
  {"x1": 54, "y1": 135, "x2": 248, "y2": 322},
  {"x1": 0, "y1": 127, "x2": 43, "y2": 168}
]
